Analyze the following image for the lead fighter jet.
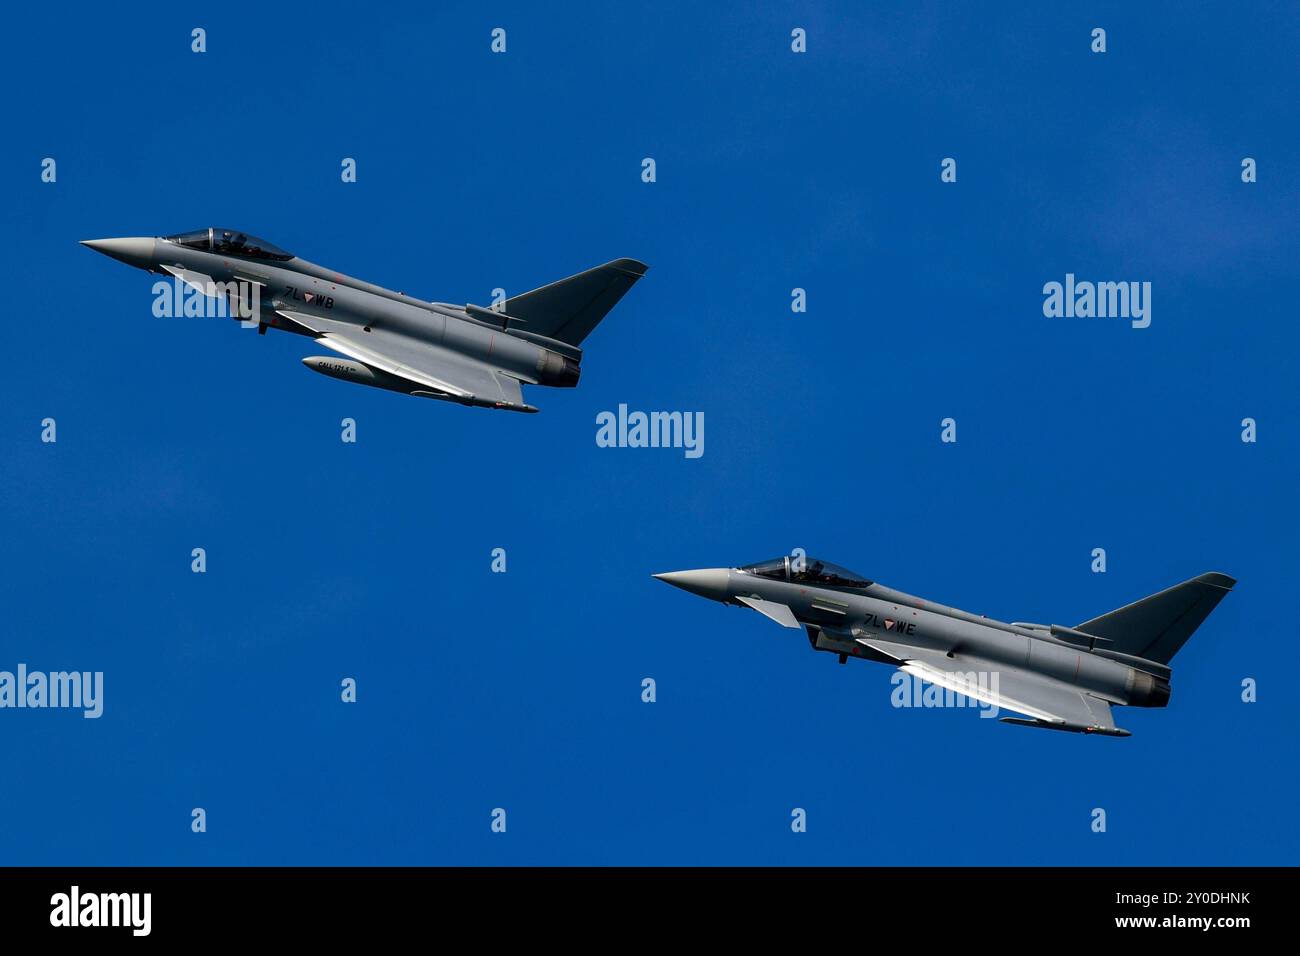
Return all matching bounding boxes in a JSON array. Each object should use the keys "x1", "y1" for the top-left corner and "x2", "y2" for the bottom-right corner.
[
  {"x1": 82, "y1": 230, "x2": 647, "y2": 412},
  {"x1": 654, "y1": 558, "x2": 1235, "y2": 736}
]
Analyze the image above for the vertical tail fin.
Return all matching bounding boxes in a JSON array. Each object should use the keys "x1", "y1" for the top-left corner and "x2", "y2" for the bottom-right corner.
[
  {"x1": 1075, "y1": 572, "x2": 1235, "y2": 664},
  {"x1": 504, "y1": 258, "x2": 648, "y2": 346}
]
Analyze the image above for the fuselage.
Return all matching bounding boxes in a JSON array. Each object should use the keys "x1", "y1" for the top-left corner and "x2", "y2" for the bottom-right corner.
[
  {"x1": 677, "y1": 564, "x2": 1172, "y2": 710},
  {"x1": 104, "y1": 234, "x2": 580, "y2": 389}
]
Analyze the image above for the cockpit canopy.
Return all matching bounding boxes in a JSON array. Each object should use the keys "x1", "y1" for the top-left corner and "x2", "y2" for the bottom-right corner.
[
  {"x1": 162, "y1": 228, "x2": 294, "y2": 261},
  {"x1": 740, "y1": 556, "x2": 871, "y2": 589}
]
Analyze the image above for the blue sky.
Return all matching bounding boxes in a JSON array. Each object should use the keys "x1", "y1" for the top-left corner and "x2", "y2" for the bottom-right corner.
[{"x1": 1, "y1": 2, "x2": 1297, "y2": 864}]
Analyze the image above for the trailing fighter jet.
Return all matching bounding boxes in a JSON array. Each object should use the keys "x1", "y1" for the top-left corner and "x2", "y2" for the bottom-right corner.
[
  {"x1": 653, "y1": 558, "x2": 1235, "y2": 736},
  {"x1": 81, "y1": 229, "x2": 647, "y2": 412}
]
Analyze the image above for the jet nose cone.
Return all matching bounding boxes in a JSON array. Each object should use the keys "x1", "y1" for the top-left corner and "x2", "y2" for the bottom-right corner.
[
  {"x1": 80, "y1": 237, "x2": 157, "y2": 270},
  {"x1": 652, "y1": 568, "x2": 731, "y2": 602}
]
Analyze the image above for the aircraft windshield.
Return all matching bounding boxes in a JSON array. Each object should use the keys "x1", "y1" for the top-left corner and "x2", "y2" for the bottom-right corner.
[
  {"x1": 163, "y1": 228, "x2": 294, "y2": 261},
  {"x1": 742, "y1": 558, "x2": 789, "y2": 581},
  {"x1": 739, "y1": 557, "x2": 871, "y2": 588},
  {"x1": 166, "y1": 229, "x2": 211, "y2": 251}
]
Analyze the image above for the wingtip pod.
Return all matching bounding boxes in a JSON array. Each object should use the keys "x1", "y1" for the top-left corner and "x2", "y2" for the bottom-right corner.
[
  {"x1": 1000, "y1": 717, "x2": 1132, "y2": 738},
  {"x1": 410, "y1": 390, "x2": 539, "y2": 413}
]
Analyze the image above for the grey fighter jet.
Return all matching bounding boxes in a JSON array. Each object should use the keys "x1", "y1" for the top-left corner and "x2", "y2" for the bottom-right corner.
[
  {"x1": 654, "y1": 558, "x2": 1236, "y2": 736},
  {"x1": 82, "y1": 229, "x2": 647, "y2": 412}
]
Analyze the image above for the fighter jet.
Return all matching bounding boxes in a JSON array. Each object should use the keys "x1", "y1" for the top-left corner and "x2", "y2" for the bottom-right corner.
[
  {"x1": 653, "y1": 558, "x2": 1236, "y2": 736},
  {"x1": 82, "y1": 229, "x2": 648, "y2": 412}
]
